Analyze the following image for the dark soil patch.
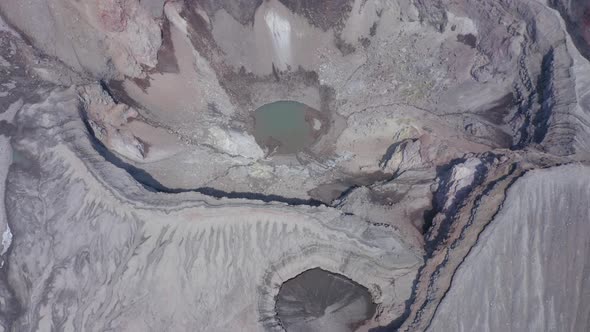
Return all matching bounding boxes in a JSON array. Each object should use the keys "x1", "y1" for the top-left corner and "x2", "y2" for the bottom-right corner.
[{"x1": 457, "y1": 33, "x2": 477, "y2": 48}]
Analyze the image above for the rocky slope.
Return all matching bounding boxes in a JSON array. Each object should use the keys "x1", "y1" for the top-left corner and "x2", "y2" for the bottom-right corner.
[
  {"x1": 1, "y1": 85, "x2": 422, "y2": 331},
  {"x1": 0, "y1": 0, "x2": 589, "y2": 331},
  {"x1": 426, "y1": 164, "x2": 590, "y2": 332}
]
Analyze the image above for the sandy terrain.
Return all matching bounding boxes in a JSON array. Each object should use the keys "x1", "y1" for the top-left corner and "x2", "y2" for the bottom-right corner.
[{"x1": 0, "y1": 0, "x2": 589, "y2": 331}]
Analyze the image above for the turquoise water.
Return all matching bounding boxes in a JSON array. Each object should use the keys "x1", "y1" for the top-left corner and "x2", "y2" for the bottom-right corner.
[{"x1": 254, "y1": 101, "x2": 313, "y2": 154}]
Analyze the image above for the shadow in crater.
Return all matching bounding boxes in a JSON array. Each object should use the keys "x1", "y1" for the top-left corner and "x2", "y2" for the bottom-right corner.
[{"x1": 276, "y1": 267, "x2": 376, "y2": 332}]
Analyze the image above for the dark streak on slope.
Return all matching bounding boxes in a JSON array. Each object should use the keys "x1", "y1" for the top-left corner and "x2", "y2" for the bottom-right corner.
[
  {"x1": 370, "y1": 155, "x2": 500, "y2": 332},
  {"x1": 512, "y1": 48, "x2": 555, "y2": 149},
  {"x1": 422, "y1": 165, "x2": 522, "y2": 331},
  {"x1": 533, "y1": 48, "x2": 555, "y2": 144},
  {"x1": 99, "y1": 80, "x2": 118, "y2": 105},
  {"x1": 372, "y1": 151, "x2": 565, "y2": 332},
  {"x1": 80, "y1": 108, "x2": 325, "y2": 207},
  {"x1": 423, "y1": 158, "x2": 489, "y2": 255}
]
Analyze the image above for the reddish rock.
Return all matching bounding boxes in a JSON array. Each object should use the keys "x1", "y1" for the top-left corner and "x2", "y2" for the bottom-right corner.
[{"x1": 98, "y1": 0, "x2": 128, "y2": 32}]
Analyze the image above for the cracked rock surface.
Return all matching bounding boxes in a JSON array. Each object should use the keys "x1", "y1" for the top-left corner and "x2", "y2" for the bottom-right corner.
[{"x1": 0, "y1": 0, "x2": 589, "y2": 331}]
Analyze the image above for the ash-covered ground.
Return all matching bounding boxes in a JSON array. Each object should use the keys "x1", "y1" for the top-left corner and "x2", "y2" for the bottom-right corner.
[{"x1": 0, "y1": 0, "x2": 589, "y2": 331}]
